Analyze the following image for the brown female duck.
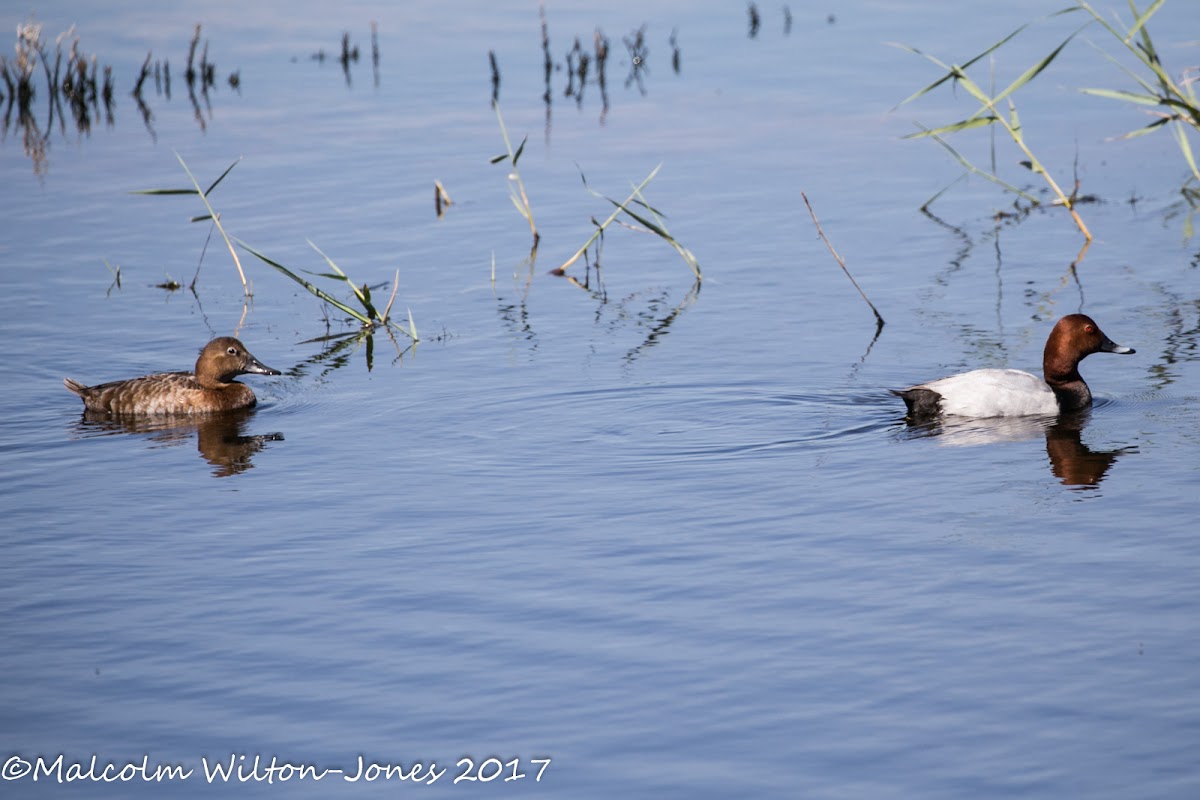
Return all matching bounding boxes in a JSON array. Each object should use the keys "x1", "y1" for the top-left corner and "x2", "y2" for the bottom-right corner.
[{"x1": 64, "y1": 337, "x2": 281, "y2": 415}]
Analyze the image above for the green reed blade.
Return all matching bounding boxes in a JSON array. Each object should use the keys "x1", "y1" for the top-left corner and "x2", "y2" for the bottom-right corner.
[
  {"x1": 903, "y1": 115, "x2": 997, "y2": 139},
  {"x1": 949, "y1": 67, "x2": 993, "y2": 107},
  {"x1": 915, "y1": 124, "x2": 1040, "y2": 203},
  {"x1": 888, "y1": 7, "x2": 1079, "y2": 112},
  {"x1": 919, "y1": 174, "x2": 968, "y2": 211},
  {"x1": 173, "y1": 151, "x2": 250, "y2": 293},
  {"x1": 622, "y1": 189, "x2": 701, "y2": 278},
  {"x1": 1126, "y1": 0, "x2": 1166, "y2": 45},
  {"x1": 492, "y1": 101, "x2": 537, "y2": 242},
  {"x1": 308, "y1": 239, "x2": 375, "y2": 316},
  {"x1": 236, "y1": 238, "x2": 371, "y2": 325},
  {"x1": 1080, "y1": 87, "x2": 1163, "y2": 106},
  {"x1": 992, "y1": 28, "x2": 1084, "y2": 107},
  {"x1": 574, "y1": 164, "x2": 699, "y2": 279},
  {"x1": 557, "y1": 166, "x2": 659, "y2": 274},
  {"x1": 1118, "y1": 117, "x2": 1172, "y2": 139},
  {"x1": 204, "y1": 157, "x2": 241, "y2": 196},
  {"x1": 1172, "y1": 121, "x2": 1200, "y2": 181}
]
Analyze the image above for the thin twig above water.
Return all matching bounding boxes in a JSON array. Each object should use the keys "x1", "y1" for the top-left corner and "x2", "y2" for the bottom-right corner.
[{"x1": 801, "y1": 192, "x2": 884, "y2": 334}]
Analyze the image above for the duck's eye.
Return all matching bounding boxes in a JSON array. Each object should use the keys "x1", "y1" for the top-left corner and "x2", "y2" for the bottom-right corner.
[
  {"x1": 227, "y1": 347, "x2": 238, "y2": 355},
  {"x1": 1084, "y1": 325, "x2": 1094, "y2": 333}
]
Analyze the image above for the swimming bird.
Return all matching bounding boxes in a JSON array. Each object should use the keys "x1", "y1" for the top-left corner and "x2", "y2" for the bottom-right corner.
[
  {"x1": 894, "y1": 314, "x2": 1135, "y2": 419},
  {"x1": 64, "y1": 337, "x2": 280, "y2": 415}
]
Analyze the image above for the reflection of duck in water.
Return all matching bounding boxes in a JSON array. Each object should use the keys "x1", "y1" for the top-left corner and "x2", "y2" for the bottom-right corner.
[
  {"x1": 1043, "y1": 413, "x2": 1133, "y2": 488},
  {"x1": 900, "y1": 411, "x2": 1132, "y2": 488},
  {"x1": 75, "y1": 409, "x2": 283, "y2": 478},
  {"x1": 894, "y1": 315, "x2": 1135, "y2": 419},
  {"x1": 64, "y1": 337, "x2": 280, "y2": 415}
]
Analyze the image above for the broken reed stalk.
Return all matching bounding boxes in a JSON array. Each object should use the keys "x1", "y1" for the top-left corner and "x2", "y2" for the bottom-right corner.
[
  {"x1": 801, "y1": 192, "x2": 884, "y2": 331},
  {"x1": 434, "y1": 180, "x2": 452, "y2": 217}
]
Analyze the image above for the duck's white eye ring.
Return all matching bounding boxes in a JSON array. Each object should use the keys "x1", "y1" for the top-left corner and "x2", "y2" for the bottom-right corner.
[{"x1": 227, "y1": 346, "x2": 238, "y2": 355}]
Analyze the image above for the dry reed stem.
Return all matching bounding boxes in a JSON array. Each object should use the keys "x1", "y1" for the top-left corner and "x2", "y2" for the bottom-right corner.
[{"x1": 801, "y1": 192, "x2": 884, "y2": 331}]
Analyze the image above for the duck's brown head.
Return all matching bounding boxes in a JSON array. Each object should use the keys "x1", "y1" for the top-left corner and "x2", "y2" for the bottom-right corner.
[{"x1": 195, "y1": 337, "x2": 281, "y2": 387}]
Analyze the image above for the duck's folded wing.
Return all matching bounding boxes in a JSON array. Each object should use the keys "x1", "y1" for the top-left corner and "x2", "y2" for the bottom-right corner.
[{"x1": 64, "y1": 371, "x2": 200, "y2": 414}]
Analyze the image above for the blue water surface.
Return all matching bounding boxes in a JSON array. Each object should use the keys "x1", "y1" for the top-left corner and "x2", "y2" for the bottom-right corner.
[{"x1": 2, "y1": 1, "x2": 1198, "y2": 797}]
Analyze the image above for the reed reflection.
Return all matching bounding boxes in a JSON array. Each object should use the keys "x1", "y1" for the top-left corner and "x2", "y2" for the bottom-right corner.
[{"x1": 3, "y1": 20, "x2": 375, "y2": 171}]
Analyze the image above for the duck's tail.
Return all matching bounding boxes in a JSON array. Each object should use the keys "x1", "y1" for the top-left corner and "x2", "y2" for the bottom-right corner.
[
  {"x1": 892, "y1": 387, "x2": 942, "y2": 419},
  {"x1": 63, "y1": 377, "x2": 89, "y2": 399}
]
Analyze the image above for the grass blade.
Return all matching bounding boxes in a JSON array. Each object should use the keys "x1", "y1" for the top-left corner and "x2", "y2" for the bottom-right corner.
[
  {"x1": 205, "y1": 157, "x2": 242, "y2": 195},
  {"x1": 949, "y1": 67, "x2": 994, "y2": 108},
  {"x1": 382, "y1": 269, "x2": 400, "y2": 324},
  {"x1": 889, "y1": 7, "x2": 1080, "y2": 111},
  {"x1": 1080, "y1": 87, "x2": 1164, "y2": 106},
  {"x1": 916, "y1": 124, "x2": 1040, "y2": 202},
  {"x1": 308, "y1": 239, "x2": 374, "y2": 315},
  {"x1": 1171, "y1": 120, "x2": 1200, "y2": 182},
  {"x1": 889, "y1": 22, "x2": 1032, "y2": 110},
  {"x1": 237, "y1": 238, "x2": 370, "y2": 324},
  {"x1": 173, "y1": 151, "x2": 250, "y2": 294},
  {"x1": 492, "y1": 101, "x2": 538, "y2": 244},
  {"x1": 903, "y1": 115, "x2": 997, "y2": 139},
  {"x1": 1126, "y1": 0, "x2": 1166, "y2": 45},
  {"x1": 556, "y1": 164, "x2": 663, "y2": 275},
  {"x1": 992, "y1": 28, "x2": 1084, "y2": 107}
]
